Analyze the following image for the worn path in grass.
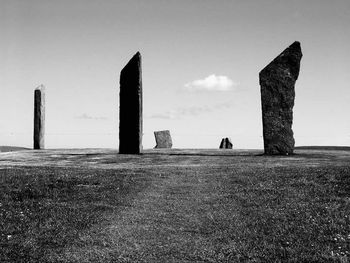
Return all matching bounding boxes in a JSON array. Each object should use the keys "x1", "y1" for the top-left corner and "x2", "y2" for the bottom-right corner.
[{"x1": 1, "y1": 148, "x2": 350, "y2": 262}]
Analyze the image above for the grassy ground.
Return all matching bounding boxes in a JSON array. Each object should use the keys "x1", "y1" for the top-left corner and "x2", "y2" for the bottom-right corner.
[
  {"x1": 0, "y1": 146, "x2": 30, "y2": 152},
  {"x1": 0, "y1": 148, "x2": 349, "y2": 262}
]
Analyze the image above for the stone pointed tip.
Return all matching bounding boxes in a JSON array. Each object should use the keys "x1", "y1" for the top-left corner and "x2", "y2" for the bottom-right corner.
[
  {"x1": 128, "y1": 52, "x2": 141, "y2": 64},
  {"x1": 35, "y1": 84, "x2": 45, "y2": 91},
  {"x1": 121, "y1": 52, "x2": 141, "y2": 73},
  {"x1": 287, "y1": 41, "x2": 303, "y2": 60},
  {"x1": 260, "y1": 41, "x2": 302, "y2": 76},
  {"x1": 289, "y1": 41, "x2": 302, "y2": 52},
  {"x1": 133, "y1": 51, "x2": 141, "y2": 60}
]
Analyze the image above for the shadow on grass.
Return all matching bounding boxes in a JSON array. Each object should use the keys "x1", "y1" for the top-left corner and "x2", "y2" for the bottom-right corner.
[
  {"x1": 0, "y1": 166, "x2": 153, "y2": 262},
  {"x1": 144, "y1": 150, "x2": 263, "y2": 157}
]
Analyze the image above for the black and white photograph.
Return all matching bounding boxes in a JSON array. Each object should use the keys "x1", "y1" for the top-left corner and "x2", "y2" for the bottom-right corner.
[{"x1": 1, "y1": 0, "x2": 349, "y2": 262}]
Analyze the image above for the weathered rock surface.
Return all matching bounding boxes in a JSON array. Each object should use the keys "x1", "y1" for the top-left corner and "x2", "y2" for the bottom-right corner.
[
  {"x1": 154, "y1": 130, "x2": 172, "y2": 148},
  {"x1": 260, "y1": 41, "x2": 302, "y2": 155},
  {"x1": 119, "y1": 52, "x2": 143, "y2": 154},
  {"x1": 219, "y1": 137, "x2": 233, "y2": 149},
  {"x1": 34, "y1": 85, "x2": 45, "y2": 149}
]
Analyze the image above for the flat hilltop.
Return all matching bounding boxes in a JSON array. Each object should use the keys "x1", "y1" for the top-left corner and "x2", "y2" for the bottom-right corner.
[
  {"x1": 0, "y1": 148, "x2": 349, "y2": 262},
  {"x1": 1, "y1": 147, "x2": 349, "y2": 168}
]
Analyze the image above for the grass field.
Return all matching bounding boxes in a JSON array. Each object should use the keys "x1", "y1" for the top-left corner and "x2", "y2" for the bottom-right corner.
[
  {"x1": 0, "y1": 146, "x2": 30, "y2": 152},
  {"x1": 0, "y1": 148, "x2": 349, "y2": 262}
]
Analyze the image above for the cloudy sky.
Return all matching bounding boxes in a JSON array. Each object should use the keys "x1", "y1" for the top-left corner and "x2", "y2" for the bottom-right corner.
[{"x1": 1, "y1": 0, "x2": 349, "y2": 149}]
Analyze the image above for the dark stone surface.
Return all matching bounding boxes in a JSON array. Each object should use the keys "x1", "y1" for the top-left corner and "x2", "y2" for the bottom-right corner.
[
  {"x1": 33, "y1": 85, "x2": 45, "y2": 149},
  {"x1": 119, "y1": 52, "x2": 143, "y2": 154},
  {"x1": 260, "y1": 41, "x2": 302, "y2": 155},
  {"x1": 154, "y1": 130, "x2": 172, "y2": 148},
  {"x1": 219, "y1": 138, "x2": 233, "y2": 149}
]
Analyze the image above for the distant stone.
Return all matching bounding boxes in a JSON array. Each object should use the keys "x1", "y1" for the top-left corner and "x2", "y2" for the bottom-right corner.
[
  {"x1": 154, "y1": 130, "x2": 172, "y2": 148},
  {"x1": 219, "y1": 138, "x2": 233, "y2": 149},
  {"x1": 119, "y1": 52, "x2": 143, "y2": 154},
  {"x1": 260, "y1": 41, "x2": 302, "y2": 155},
  {"x1": 33, "y1": 85, "x2": 45, "y2": 149}
]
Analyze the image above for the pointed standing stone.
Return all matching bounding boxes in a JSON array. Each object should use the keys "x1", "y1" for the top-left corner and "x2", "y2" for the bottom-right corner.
[
  {"x1": 260, "y1": 41, "x2": 302, "y2": 155},
  {"x1": 119, "y1": 52, "x2": 143, "y2": 154},
  {"x1": 154, "y1": 130, "x2": 172, "y2": 148},
  {"x1": 219, "y1": 137, "x2": 233, "y2": 149},
  {"x1": 219, "y1": 139, "x2": 225, "y2": 149},
  {"x1": 33, "y1": 85, "x2": 45, "y2": 149}
]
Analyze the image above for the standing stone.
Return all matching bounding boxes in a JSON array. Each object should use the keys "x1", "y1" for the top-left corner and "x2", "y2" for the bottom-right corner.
[
  {"x1": 219, "y1": 137, "x2": 233, "y2": 149},
  {"x1": 33, "y1": 85, "x2": 45, "y2": 149},
  {"x1": 260, "y1": 41, "x2": 302, "y2": 155},
  {"x1": 154, "y1": 130, "x2": 172, "y2": 148},
  {"x1": 119, "y1": 52, "x2": 142, "y2": 154}
]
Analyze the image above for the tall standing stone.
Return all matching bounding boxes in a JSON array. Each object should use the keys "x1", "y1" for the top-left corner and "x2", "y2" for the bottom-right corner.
[
  {"x1": 119, "y1": 52, "x2": 142, "y2": 154},
  {"x1": 260, "y1": 41, "x2": 302, "y2": 155},
  {"x1": 154, "y1": 130, "x2": 172, "y2": 148},
  {"x1": 33, "y1": 85, "x2": 45, "y2": 149}
]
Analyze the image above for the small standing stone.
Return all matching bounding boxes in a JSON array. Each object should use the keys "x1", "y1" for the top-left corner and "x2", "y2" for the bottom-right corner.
[
  {"x1": 260, "y1": 41, "x2": 302, "y2": 155},
  {"x1": 119, "y1": 52, "x2": 143, "y2": 154},
  {"x1": 219, "y1": 138, "x2": 233, "y2": 149},
  {"x1": 154, "y1": 130, "x2": 173, "y2": 148},
  {"x1": 33, "y1": 85, "x2": 45, "y2": 149}
]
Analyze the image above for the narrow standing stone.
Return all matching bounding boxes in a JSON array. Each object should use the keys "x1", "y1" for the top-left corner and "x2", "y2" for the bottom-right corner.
[
  {"x1": 260, "y1": 41, "x2": 302, "y2": 155},
  {"x1": 154, "y1": 130, "x2": 172, "y2": 148},
  {"x1": 119, "y1": 52, "x2": 142, "y2": 154},
  {"x1": 33, "y1": 85, "x2": 45, "y2": 149}
]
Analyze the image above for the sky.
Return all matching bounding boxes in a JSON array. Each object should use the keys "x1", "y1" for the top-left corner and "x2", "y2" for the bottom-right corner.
[{"x1": 1, "y1": 0, "x2": 349, "y2": 149}]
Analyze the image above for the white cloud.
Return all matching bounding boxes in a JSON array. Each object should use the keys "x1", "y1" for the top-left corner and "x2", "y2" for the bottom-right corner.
[
  {"x1": 75, "y1": 113, "x2": 108, "y2": 120},
  {"x1": 147, "y1": 102, "x2": 233, "y2": 119},
  {"x1": 148, "y1": 111, "x2": 178, "y2": 120},
  {"x1": 184, "y1": 74, "x2": 237, "y2": 92}
]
